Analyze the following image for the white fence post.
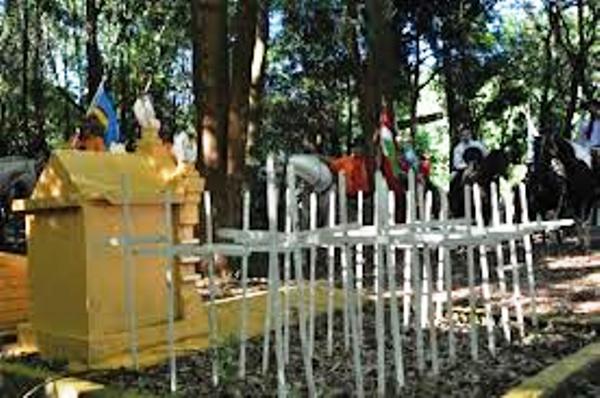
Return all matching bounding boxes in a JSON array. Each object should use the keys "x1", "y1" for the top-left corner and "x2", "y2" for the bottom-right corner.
[
  {"x1": 338, "y1": 173, "x2": 351, "y2": 351},
  {"x1": 387, "y1": 190, "x2": 405, "y2": 389},
  {"x1": 464, "y1": 185, "x2": 479, "y2": 361},
  {"x1": 287, "y1": 164, "x2": 315, "y2": 397},
  {"x1": 283, "y1": 187, "x2": 292, "y2": 364},
  {"x1": 309, "y1": 192, "x2": 317, "y2": 358},
  {"x1": 239, "y1": 190, "x2": 251, "y2": 377},
  {"x1": 424, "y1": 191, "x2": 439, "y2": 374},
  {"x1": 203, "y1": 191, "x2": 219, "y2": 387},
  {"x1": 473, "y1": 184, "x2": 496, "y2": 357},
  {"x1": 327, "y1": 189, "x2": 336, "y2": 356},
  {"x1": 339, "y1": 173, "x2": 365, "y2": 398},
  {"x1": 504, "y1": 187, "x2": 525, "y2": 339},
  {"x1": 519, "y1": 183, "x2": 538, "y2": 328},
  {"x1": 440, "y1": 191, "x2": 456, "y2": 362},
  {"x1": 491, "y1": 182, "x2": 511, "y2": 343},
  {"x1": 356, "y1": 190, "x2": 364, "y2": 340},
  {"x1": 266, "y1": 156, "x2": 286, "y2": 397},
  {"x1": 374, "y1": 172, "x2": 387, "y2": 397}
]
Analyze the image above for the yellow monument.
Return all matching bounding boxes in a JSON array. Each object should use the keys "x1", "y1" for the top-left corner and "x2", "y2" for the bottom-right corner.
[{"x1": 14, "y1": 118, "x2": 211, "y2": 368}]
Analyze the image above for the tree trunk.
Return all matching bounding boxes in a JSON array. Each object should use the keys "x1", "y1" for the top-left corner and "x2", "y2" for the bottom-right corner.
[
  {"x1": 563, "y1": 0, "x2": 587, "y2": 138},
  {"x1": 539, "y1": 8, "x2": 554, "y2": 135},
  {"x1": 246, "y1": 0, "x2": 269, "y2": 164},
  {"x1": 225, "y1": 0, "x2": 258, "y2": 227},
  {"x1": 442, "y1": 42, "x2": 458, "y2": 143},
  {"x1": 21, "y1": 0, "x2": 29, "y2": 135},
  {"x1": 227, "y1": 0, "x2": 257, "y2": 177},
  {"x1": 410, "y1": 24, "x2": 420, "y2": 142},
  {"x1": 345, "y1": 0, "x2": 377, "y2": 155},
  {"x1": 32, "y1": 0, "x2": 45, "y2": 155},
  {"x1": 85, "y1": 0, "x2": 103, "y2": 101},
  {"x1": 193, "y1": 0, "x2": 229, "y2": 173},
  {"x1": 192, "y1": 0, "x2": 230, "y2": 230}
]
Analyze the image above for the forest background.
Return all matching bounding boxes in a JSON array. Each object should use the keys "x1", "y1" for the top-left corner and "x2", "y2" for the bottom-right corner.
[{"x1": 0, "y1": 0, "x2": 597, "y2": 225}]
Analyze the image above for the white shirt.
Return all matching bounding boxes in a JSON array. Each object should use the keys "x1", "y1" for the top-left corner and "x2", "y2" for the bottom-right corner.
[
  {"x1": 452, "y1": 139, "x2": 488, "y2": 170},
  {"x1": 577, "y1": 118, "x2": 600, "y2": 148}
]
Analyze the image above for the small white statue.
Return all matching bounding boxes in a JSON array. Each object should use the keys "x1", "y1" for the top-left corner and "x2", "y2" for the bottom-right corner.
[{"x1": 172, "y1": 130, "x2": 197, "y2": 165}]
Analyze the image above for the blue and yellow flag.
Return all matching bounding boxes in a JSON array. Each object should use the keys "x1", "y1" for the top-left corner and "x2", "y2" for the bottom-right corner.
[{"x1": 87, "y1": 81, "x2": 120, "y2": 147}]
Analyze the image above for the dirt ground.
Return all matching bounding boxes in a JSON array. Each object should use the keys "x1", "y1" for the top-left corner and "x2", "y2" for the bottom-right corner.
[{"x1": 2, "y1": 234, "x2": 600, "y2": 397}]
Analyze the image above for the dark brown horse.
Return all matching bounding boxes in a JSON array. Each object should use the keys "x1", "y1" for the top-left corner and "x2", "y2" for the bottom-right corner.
[
  {"x1": 449, "y1": 148, "x2": 509, "y2": 223},
  {"x1": 530, "y1": 133, "x2": 599, "y2": 249}
]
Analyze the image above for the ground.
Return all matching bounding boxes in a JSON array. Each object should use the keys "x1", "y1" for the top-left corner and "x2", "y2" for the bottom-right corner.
[{"x1": 1, "y1": 233, "x2": 599, "y2": 397}]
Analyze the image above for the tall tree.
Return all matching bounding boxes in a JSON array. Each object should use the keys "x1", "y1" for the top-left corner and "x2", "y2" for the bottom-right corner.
[
  {"x1": 21, "y1": 0, "x2": 30, "y2": 135},
  {"x1": 31, "y1": 0, "x2": 46, "y2": 155},
  {"x1": 245, "y1": 0, "x2": 269, "y2": 164},
  {"x1": 193, "y1": 0, "x2": 229, "y2": 172},
  {"x1": 550, "y1": 0, "x2": 598, "y2": 137},
  {"x1": 227, "y1": 0, "x2": 258, "y2": 177},
  {"x1": 85, "y1": 0, "x2": 102, "y2": 101}
]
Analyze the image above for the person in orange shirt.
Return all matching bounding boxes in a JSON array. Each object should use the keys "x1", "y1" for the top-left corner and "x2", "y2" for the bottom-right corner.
[
  {"x1": 328, "y1": 138, "x2": 373, "y2": 197},
  {"x1": 69, "y1": 114, "x2": 106, "y2": 152}
]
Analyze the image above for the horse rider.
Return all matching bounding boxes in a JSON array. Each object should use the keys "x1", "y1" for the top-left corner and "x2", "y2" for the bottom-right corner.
[
  {"x1": 576, "y1": 99, "x2": 600, "y2": 147},
  {"x1": 451, "y1": 126, "x2": 488, "y2": 178},
  {"x1": 574, "y1": 100, "x2": 600, "y2": 172}
]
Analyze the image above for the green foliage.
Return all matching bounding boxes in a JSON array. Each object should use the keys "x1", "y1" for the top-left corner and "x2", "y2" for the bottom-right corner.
[{"x1": 0, "y1": 0, "x2": 596, "y2": 187}]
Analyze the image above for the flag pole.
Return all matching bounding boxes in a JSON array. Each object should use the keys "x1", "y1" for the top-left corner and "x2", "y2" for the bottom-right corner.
[{"x1": 86, "y1": 76, "x2": 107, "y2": 116}]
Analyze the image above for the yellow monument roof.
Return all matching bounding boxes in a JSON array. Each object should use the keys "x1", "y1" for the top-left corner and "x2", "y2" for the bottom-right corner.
[{"x1": 20, "y1": 150, "x2": 183, "y2": 211}]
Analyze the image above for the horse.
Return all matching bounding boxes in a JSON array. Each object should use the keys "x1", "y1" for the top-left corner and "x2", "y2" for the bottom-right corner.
[
  {"x1": 449, "y1": 148, "x2": 509, "y2": 224},
  {"x1": 528, "y1": 132, "x2": 599, "y2": 250}
]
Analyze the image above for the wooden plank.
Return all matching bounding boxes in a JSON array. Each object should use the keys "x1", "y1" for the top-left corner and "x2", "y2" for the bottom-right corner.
[
  {"x1": 0, "y1": 253, "x2": 29, "y2": 330},
  {"x1": 0, "y1": 297, "x2": 29, "y2": 308},
  {"x1": 0, "y1": 290, "x2": 29, "y2": 300}
]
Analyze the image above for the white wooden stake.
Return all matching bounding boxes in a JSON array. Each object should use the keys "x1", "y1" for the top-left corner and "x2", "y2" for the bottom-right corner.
[
  {"x1": 473, "y1": 184, "x2": 496, "y2": 357},
  {"x1": 504, "y1": 188, "x2": 525, "y2": 339},
  {"x1": 387, "y1": 190, "x2": 405, "y2": 389},
  {"x1": 288, "y1": 165, "x2": 315, "y2": 397},
  {"x1": 410, "y1": 170, "x2": 425, "y2": 373},
  {"x1": 327, "y1": 189, "x2": 336, "y2": 356},
  {"x1": 519, "y1": 183, "x2": 538, "y2": 328},
  {"x1": 491, "y1": 182, "x2": 511, "y2": 342},
  {"x1": 464, "y1": 185, "x2": 479, "y2": 360},
  {"x1": 435, "y1": 191, "x2": 446, "y2": 322},
  {"x1": 340, "y1": 174, "x2": 365, "y2": 398},
  {"x1": 262, "y1": 266, "x2": 273, "y2": 372},
  {"x1": 338, "y1": 173, "x2": 350, "y2": 351},
  {"x1": 203, "y1": 191, "x2": 219, "y2": 387},
  {"x1": 163, "y1": 190, "x2": 177, "y2": 393},
  {"x1": 267, "y1": 155, "x2": 286, "y2": 397},
  {"x1": 403, "y1": 188, "x2": 413, "y2": 328},
  {"x1": 424, "y1": 191, "x2": 439, "y2": 375},
  {"x1": 120, "y1": 174, "x2": 139, "y2": 371},
  {"x1": 283, "y1": 187, "x2": 292, "y2": 364},
  {"x1": 356, "y1": 190, "x2": 364, "y2": 340},
  {"x1": 418, "y1": 184, "x2": 428, "y2": 329},
  {"x1": 239, "y1": 190, "x2": 251, "y2": 378},
  {"x1": 374, "y1": 173, "x2": 386, "y2": 397},
  {"x1": 309, "y1": 192, "x2": 317, "y2": 358},
  {"x1": 440, "y1": 190, "x2": 456, "y2": 362}
]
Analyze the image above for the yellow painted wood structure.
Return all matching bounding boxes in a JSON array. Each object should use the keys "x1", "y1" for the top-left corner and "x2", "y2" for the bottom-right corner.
[
  {"x1": 13, "y1": 148, "x2": 211, "y2": 368},
  {"x1": 0, "y1": 252, "x2": 29, "y2": 332}
]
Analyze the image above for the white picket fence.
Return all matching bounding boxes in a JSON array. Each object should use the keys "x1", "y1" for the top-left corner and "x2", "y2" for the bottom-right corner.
[{"x1": 111, "y1": 154, "x2": 574, "y2": 398}]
